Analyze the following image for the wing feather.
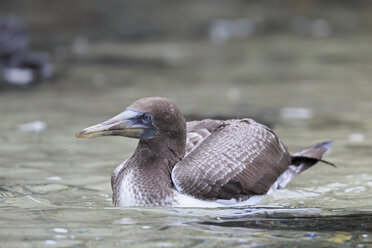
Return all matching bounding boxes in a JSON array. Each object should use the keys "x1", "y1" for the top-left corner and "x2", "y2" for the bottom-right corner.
[
  {"x1": 185, "y1": 119, "x2": 220, "y2": 155},
  {"x1": 172, "y1": 119, "x2": 291, "y2": 201}
]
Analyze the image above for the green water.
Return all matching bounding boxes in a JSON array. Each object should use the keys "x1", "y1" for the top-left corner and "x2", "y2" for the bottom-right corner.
[
  {"x1": 1, "y1": 37, "x2": 371, "y2": 247},
  {"x1": 1, "y1": 1, "x2": 372, "y2": 247}
]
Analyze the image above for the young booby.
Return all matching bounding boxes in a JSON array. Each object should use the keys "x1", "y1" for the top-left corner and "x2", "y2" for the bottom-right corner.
[{"x1": 76, "y1": 97, "x2": 333, "y2": 207}]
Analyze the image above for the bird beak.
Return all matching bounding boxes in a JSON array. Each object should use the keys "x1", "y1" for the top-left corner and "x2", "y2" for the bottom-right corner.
[{"x1": 75, "y1": 109, "x2": 145, "y2": 139}]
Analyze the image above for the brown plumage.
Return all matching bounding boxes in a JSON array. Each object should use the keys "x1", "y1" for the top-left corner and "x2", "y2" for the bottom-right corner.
[
  {"x1": 76, "y1": 97, "x2": 333, "y2": 207},
  {"x1": 174, "y1": 118, "x2": 291, "y2": 201}
]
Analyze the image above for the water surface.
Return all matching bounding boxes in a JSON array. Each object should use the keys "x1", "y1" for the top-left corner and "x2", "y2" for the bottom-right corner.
[{"x1": 1, "y1": 2, "x2": 372, "y2": 247}]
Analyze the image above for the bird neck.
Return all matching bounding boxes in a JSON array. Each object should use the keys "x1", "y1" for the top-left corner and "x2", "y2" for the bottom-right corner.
[
  {"x1": 114, "y1": 137, "x2": 185, "y2": 206},
  {"x1": 137, "y1": 131, "x2": 186, "y2": 167},
  {"x1": 113, "y1": 129, "x2": 187, "y2": 206}
]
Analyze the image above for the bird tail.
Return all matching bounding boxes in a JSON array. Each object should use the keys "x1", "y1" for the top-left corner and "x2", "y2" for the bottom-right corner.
[
  {"x1": 291, "y1": 141, "x2": 335, "y2": 171},
  {"x1": 268, "y1": 141, "x2": 334, "y2": 192}
]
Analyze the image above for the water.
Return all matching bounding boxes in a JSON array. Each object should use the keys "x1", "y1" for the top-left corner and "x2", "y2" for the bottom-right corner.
[{"x1": 1, "y1": 1, "x2": 372, "y2": 247}]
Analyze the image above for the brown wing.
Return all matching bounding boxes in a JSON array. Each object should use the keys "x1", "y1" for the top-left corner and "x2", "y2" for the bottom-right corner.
[
  {"x1": 185, "y1": 119, "x2": 220, "y2": 154},
  {"x1": 172, "y1": 118, "x2": 292, "y2": 201}
]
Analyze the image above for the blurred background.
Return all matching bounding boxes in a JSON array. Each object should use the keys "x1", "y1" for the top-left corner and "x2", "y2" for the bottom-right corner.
[
  {"x1": 1, "y1": 0, "x2": 372, "y2": 247},
  {"x1": 1, "y1": 0, "x2": 371, "y2": 120}
]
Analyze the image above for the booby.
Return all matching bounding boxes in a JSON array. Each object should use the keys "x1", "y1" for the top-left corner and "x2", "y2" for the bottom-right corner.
[{"x1": 76, "y1": 97, "x2": 333, "y2": 207}]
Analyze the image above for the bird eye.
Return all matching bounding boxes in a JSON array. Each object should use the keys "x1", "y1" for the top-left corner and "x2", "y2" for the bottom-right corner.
[{"x1": 142, "y1": 113, "x2": 152, "y2": 123}]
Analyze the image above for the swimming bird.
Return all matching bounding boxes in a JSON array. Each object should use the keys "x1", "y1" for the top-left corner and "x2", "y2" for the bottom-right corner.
[{"x1": 76, "y1": 97, "x2": 333, "y2": 207}]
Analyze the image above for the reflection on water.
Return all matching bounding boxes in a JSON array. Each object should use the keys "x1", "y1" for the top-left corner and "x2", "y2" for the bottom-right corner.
[
  {"x1": 200, "y1": 210, "x2": 372, "y2": 232},
  {"x1": 0, "y1": 204, "x2": 371, "y2": 247},
  {"x1": 1, "y1": 0, "x2": 372, "y2": 247}
]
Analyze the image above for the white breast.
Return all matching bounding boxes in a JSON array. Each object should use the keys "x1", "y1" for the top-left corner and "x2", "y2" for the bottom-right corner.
[
  {"x1": 116, "y1": 168, "x2": 177, "y2": 207},
  {"x1": 117, "y1": 169, "x2": 141, "y2": 207}
]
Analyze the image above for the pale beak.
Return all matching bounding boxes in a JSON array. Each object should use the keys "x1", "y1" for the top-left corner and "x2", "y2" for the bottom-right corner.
[{"x1": 75, "y1": 109, "x2": 146, "y2": 139}]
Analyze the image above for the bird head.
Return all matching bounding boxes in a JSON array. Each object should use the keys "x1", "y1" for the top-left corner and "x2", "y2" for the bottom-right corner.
[{"x1": 75, "y1": 97, "x2": 185, "y2": 141}]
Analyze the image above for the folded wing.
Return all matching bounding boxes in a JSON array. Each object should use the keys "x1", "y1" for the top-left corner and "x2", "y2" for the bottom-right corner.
[{"x1": 172, "y1": 119, "x2": 292, "y2": 201}]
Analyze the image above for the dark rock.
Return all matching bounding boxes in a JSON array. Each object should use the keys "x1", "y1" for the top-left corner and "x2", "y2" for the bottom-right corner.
[{"x1": 0, "y1": 14, "x2": 53, "y2": 88}]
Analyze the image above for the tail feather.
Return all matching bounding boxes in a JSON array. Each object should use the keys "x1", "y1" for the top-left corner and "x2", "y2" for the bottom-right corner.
[
  {"x1": 268, "y1": 141, "x2": 334, "y2": 192},
  {"x1": 291, "y1": 156, "x2": 336, "y2": 168},
  {"x1": 293, "y1": 141, "x2": 333, "y2": 158},
  {"x1": 291, "y1": 141, "x2": 334, "y2": 172}
]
